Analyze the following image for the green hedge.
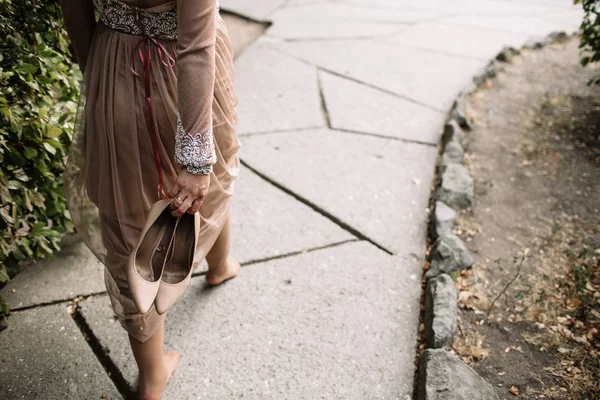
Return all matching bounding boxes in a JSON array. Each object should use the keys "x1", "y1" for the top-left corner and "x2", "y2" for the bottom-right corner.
[
  {"x1": 0, "y1": 0, "x2": 80, "y2": 320},
  {"x1": 576, "y1": 0, "x2": 600, "y2": 84}
]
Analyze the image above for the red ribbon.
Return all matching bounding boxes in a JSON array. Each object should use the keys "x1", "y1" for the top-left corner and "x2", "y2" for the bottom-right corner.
[{"x1": 131, "y1": 37, "x2": 176, "y2": 199}]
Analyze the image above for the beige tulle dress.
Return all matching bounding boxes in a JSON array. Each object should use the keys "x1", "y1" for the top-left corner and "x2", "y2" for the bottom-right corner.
[{"x1": 60, "y1": 0, "x2": 239, "y2": 342}]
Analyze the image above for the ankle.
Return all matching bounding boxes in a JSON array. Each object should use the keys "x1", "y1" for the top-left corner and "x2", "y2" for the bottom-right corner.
[
  {"x1": 207, "y1": 254, "x2": 231, "y2": 272},
  {"x1": 139, "y1": 364, "x2": 168, "y2": 391}
]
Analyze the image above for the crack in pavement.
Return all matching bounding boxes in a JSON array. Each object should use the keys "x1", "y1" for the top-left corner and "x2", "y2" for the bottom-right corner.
[
  {"x1": 269, "y1": 45, "x2": 446, "y2": 113},
  {"x1": 238, "y1": 125, "x2": 323, "y2": 137},
  {"x1": 330, "y1": 127, "x2": 439, "y2": 147},
  {"x1": 70, "y1": 305, "x2": 136, "y2": 399},
  {"x1": 10, "y1": 290, "x2": 109, "y2": 313},
  {"x1": 317, "y1": 71, "x2": 332, "y2": 129},
  {"x1": 240, "y1": 159, "x2": 394, "y2": 255}
]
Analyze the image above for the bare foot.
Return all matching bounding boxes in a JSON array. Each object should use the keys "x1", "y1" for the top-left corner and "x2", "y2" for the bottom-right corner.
[
  {"x1": 206, "y1": 255, "x2": 240, "y2": 286},
  {"x1": 139, "y1": 351, "x2": 180, "y2": 400}
]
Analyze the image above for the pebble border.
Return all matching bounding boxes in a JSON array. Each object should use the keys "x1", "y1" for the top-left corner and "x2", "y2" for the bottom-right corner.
[{"x1": 416, "y1": 31, "x2": 573, "y2": 400}]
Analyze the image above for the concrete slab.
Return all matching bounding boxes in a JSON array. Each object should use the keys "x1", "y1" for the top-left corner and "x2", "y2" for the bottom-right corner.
[
  {"x1": 272, "y1": 39, "x2": 485, "y2": 111},
  {"x1": 319, "y1": 70, "x2": 445, "y2": 144},
  {"x1": 327, "y1": 0, "x2": 569, "y2": 15},
  {"x1": 439, "y1": 13, "x2": 581, "y2": 37},
  {"x1": 79, "y1": 241, "x2": 422, "y2": 399},
  {"x1": 234, "y1": 43, "x2": 324, "y2": 134},
  {"x1": 240, "y1": 129, "x2": 438, "y2": 255},
  {"x1": 220, "y1": 0, "x2": 286, "y2": 21},
  {"x1": 1, "y1": 235, "x2": 106, "y2": 310},
  {"x1": 0, "y1": 304, "x2": 121, "y2": 400},
  {"x1": 378, "y1": 22, "x2": 530, "y2": 60},
  {"x1": 230, "y1": 166, "x2": 354, "y2": 263},
  {"x1": 267, "y1": 3, "x2": 436, "y2": 40}
]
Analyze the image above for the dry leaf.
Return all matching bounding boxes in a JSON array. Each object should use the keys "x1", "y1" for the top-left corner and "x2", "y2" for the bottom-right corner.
[
  {"x1": 570, "y1": 297, "x2": 582, "y2": 308},
  {"x1": 458, "y1": 291, "x2": 472, "y2": 303},
  {"x1": 509, "y1": 385, "x2": 519, "y2": 396}
]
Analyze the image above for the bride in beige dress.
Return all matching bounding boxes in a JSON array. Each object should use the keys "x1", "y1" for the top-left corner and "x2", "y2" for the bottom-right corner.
[{"x1": 59, "y1": 0, "x2": 240, "y2": 398}]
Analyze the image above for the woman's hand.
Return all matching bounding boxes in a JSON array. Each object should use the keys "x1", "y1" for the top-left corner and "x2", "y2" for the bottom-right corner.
[{"x1": 168, "y1": 169, "x2": 211, "y2": 216}]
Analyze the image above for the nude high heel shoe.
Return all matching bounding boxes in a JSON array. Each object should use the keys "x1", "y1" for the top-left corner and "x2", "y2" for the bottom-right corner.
[
  {"x1": 126, "y1": 199, "x2": 177, "y2": 314},
  {"x1": 154, "y1": 211, "x2": 200, "y2": 315}
]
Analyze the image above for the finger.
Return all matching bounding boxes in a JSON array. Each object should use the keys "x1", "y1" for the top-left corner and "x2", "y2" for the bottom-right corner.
[
  {"x1": 187, "y1": 199, "x2": 203, "y2": 214},
  {"x1": 173, "y1": 196, "x2": 193, "y2": 217},
  {"x1": 170, "y1": 193, "x2": 186, "y2": 210},
  {"x1": 167, "y1": 182, "x2": 181, "y2": 199}
]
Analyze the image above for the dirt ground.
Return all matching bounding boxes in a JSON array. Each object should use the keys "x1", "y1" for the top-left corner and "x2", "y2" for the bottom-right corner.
[{"x1": 453, "y1": 38, "x2": 600, "y2": 399}]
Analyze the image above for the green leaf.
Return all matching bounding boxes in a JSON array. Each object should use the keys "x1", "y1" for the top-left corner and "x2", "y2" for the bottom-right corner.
[
  {"x1": 0, "y1": 267, "x2": 9, "y2": 283},
  {"x1": 45, "y1": 125, "x2": 62, "y2": 138},
  {"x1": 42, "y1": 142, "x2": 56, "y2": 155},
  {"x1": 15, "y1": 63, "x2": 37, "y2": 74},
  {"x1": 7, "y1": 149, "x2": 26, "y2": 166},
  {"x1": 24, "y1": 147, "x2": 38, "y2": 159},
  {"x1": 6, "y1": 180, "x2": 22, "y2": 190}
]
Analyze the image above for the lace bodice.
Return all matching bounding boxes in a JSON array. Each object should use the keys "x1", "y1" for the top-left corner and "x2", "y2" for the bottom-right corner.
[{"x1": 93, "y1": 0, "x2": 220, "y2": 40}]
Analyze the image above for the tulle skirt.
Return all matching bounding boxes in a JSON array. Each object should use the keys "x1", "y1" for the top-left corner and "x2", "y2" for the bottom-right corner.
[{"x1": 64, "y1": 15, "x2": 239, "y2": 342}]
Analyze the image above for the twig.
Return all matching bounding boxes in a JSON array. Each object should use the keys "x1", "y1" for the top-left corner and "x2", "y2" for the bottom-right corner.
[{"x1": 487, "y1": 252, "x2": 528, "y2": 316}]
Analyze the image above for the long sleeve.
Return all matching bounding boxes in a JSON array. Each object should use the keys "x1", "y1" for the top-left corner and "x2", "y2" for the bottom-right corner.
[
  {"x1": 59, "y1": 0, "x2": 96, "y2": 74},
  {"x1": 175, "y1": 0, "x2": 218, "y2": 175}
]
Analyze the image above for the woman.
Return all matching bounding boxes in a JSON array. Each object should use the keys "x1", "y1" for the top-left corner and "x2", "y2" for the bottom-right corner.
[{"x1": 59, "y1": 0, "x2": 241, "y2": 398}]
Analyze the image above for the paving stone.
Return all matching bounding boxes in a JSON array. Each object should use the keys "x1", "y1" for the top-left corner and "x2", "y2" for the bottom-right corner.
[
  {"x1": 0, "y1": 304, "x2": 121, "y2": 400},
  {"x1": 439, "y1": 138, "x2": 465, "y2": 175},
  {"x1": 319, "y1": 70, "x2": 445, "y2": 144},
  {"x1": 429, "y1": 201, "x2": 458, "y2": 240},
  {"x1": 418, "y1": 348, "x2": 499, "y2": 400},
  {"x1": 220, "y1": 0, "x2": 286, "y2": 21},
  {"x1": 240, "y1": 129, "x2": 438, "y2": 255},
  {"x1": 268, "y1": 3, "x2": 435, "y2": 39},
  {"x1": 1, "y1": 235, "x2": 106, "y2": 310},
  {"x1": 424, "y1": 273, "x2": 458, "y2": 348},
  {"x1": 435, "y1": 163, "x2": 474, "y2": 210},
  {"x1": 379, "y1": 22, "x2": 529, "y2": 60},
  {"x1": 234, "y1": 43, "x2": 324, "y2": 134},
  {"x1": 425, "y1": 234, "x2": 474, "y2": 279},
  {"x1": 496, "y1": 46, "x2": 520, "y2": 63},
  {"x1": 80, "y1": 242, "x2": 423, "y2": 399},
  {"x1": 272, "y1": 39, "x2": 485, "y2": 111},
  {"x1": 441, "y1": 120, "x2": 465, "y2": 146},
  {"x1": 230, "y1": 166, "x2": 353, "y2": 263}
]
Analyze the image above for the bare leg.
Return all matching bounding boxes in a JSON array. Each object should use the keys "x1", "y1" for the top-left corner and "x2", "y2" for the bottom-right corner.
[
  {"x1": 205, "y1": 216, "x2": 240, "y2": 285},
  {"x1": 129, "y1": 320, "x2": 180, "y2": 400}
]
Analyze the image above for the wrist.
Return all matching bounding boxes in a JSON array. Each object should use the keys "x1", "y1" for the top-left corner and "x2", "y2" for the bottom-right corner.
[{"x1": 185, "y1": 164, "x2": 213, "y2": 175}]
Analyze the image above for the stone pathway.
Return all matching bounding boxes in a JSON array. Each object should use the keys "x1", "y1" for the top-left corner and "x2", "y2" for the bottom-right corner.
[{"x1": 0, "y1": 1, "x2": 582, "y2": 399}]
